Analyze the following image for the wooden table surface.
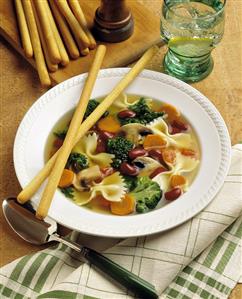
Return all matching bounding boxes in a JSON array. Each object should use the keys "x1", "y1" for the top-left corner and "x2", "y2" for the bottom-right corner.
[{"x1": 0, "y1": 0, "x2": 241, "y2": 298}]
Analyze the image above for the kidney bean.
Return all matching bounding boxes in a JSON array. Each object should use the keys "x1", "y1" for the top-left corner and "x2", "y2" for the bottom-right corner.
[
  {"x1": 99, "y1": 130, "x2": 115, "y2": 141},
  {"x1": 94, "y1": 177, "x2": 103, "y2": 184},
  {"x1": 101, "y1": 167, "x2": 115, "y2": 177},
  {"x1": 148, "y1": 149, "x2": 165, "y2": 164},
  {"x1": 172, "y1": 119, "x2": 188, "y2": 131},
  {"x1": 170, "y1": 125, "x2": 182, "y2": 135},
  {"x1": 120, "y1": 162, "x2": 139, "y2": 176},
  {"x1": 164, "y1": 187, "x2": 182, "y2": 201},
  {"x1": 128, "y1": 148, "x2": 147, "y2": 160},
  {"x1": 53, "y1": 138, "x2": 63, "y2": 149},
  {"x1": 149, "y1": 166, "x2": 167, "y2": 179},
  {"x1": 118, "y1": 110, "x2": 136, "y2": 119},
  {"x1": 96, "y1": 138, "x2": 106, "y2": 153}
]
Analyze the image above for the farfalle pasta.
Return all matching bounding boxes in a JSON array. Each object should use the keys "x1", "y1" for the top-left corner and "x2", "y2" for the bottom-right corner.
[
  {"x1": 72, "y1": 133, "x2": 114, "y2": 167},
  {"x1": 73, "y1": 172, "x2": 126, "y2": 206},
  {"x1": 46, "y1": 94, "x2": 200, "y2": 215},
  {"x1": 147, "y1": 117, "x2": 193, "y2": 149}
]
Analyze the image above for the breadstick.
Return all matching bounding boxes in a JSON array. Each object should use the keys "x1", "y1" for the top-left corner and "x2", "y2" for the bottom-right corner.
[
  {"x1": 17, "y1": 46, "x2": 158, "y2": 204},
  {"x1": 45, "y1": 0, "x2": 69, "y2": 66},
  {"x1": 68, "y1": 0, "x2": 96, "y2": 49},
  {"x1": 34, "y1": 0, "x2": 61, "y2": 64},
  {"x1": 49, "y1": 0, "x2": 79, "y2": 59},
  {"x1": 22, "y1": 0, "x2": 51, "y2": 87},
  {"x1": 54, "y1": 0, "x2": 89, "y2": 54},
  {"x1": 15, "y1": 0, "x2": 33, "y2": 58},
  {"x1": 36, "y1": 45, "x2": 106, "y2": 219},
  {"x1": 32, "y1": 0, "x2": 58, "y2": 72},
  {"x1": 81, "y1": 47, "x2": 89, "y2": 56}
]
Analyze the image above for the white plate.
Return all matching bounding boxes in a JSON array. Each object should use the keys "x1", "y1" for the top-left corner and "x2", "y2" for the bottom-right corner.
[{"x1": 14, "y1": 69, "x2": 231, "y2": 238}]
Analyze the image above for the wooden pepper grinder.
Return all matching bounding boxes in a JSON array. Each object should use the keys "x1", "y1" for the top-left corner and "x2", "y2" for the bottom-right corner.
[{"x1": 93, "y1": 0, "x2": 134, "y2": 42}]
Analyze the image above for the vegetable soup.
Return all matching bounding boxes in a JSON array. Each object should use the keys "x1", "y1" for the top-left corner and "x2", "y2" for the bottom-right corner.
[{"x1": 45, "y1": 94, "x2": 200, "y2": 215}]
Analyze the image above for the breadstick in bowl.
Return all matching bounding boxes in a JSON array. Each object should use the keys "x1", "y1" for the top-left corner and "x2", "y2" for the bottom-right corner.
[
  {"x1": 36, "y1": 45, "x2": 107, "y2": 219},
  {"x1": 17, "y1": 46, "x2": 159, "y2": 209}
]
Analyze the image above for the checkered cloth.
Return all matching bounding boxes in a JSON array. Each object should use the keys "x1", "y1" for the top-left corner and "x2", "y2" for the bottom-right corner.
[{"x1": 1, "y1": 145, "x2": 241, "y2": 299}]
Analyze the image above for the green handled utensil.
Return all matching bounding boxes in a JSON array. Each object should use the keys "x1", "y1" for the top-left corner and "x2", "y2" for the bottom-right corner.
[{"x1": 2, "y1": 197, "x2": 158, "y2": 299}]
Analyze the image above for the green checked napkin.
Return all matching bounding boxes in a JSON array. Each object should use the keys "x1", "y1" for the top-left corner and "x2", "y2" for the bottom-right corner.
[{"x1": 1, "y1": 145, "x2": 242, "y2": 299}]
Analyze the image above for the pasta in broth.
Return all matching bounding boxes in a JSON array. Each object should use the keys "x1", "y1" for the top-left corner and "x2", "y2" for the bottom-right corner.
[{"x1": 46, "y1": 94, "x2": 200, "y2": 215}]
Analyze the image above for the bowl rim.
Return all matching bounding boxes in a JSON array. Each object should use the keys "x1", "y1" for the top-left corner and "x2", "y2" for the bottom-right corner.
[{"x1": 13, "y1": 68, "x2": 231, "y2": 237}]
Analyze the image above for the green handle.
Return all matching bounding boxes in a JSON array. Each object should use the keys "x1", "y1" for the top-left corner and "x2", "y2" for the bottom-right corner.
[{"x1": 82, "y1": 246, "x2": 158, "y2": 299}]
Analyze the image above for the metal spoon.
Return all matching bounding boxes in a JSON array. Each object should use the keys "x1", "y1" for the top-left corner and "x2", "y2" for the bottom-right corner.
[{"x1": 2, "y1": 197, "x2": 158, "y2": 299}]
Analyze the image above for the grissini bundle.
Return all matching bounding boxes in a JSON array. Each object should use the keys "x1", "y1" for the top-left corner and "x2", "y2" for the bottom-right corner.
[
  {"x1": 32, "y1": 0, "x2": 58, "y2": 72},
  {"x1": 49, "y1": 0, "x2": 80, "y2": 59},
  {"x1": 17, "y1": 46, "x2": 158, "y2": 206},
  {"x1": 68, "y1": 0, "x2": 96, "y2": 49},
  {"x1": 55, "y1": 0, "x2": 90, "y2": 55},
  {"x1": 15, "y1": 0, "x2": 33, "y2": 58},
  {"x1": 34, "y1": 0, "x2": 61, "y2": 64},
  {"x1": 22, "y1": 0, "x2": 51, "y2": 87},
  {"x1": 36, "y1": 45, "x2": 106, "y2": 219},
  {"x1": 45, "y1": 0, "x2": 69, "y2": 66}
]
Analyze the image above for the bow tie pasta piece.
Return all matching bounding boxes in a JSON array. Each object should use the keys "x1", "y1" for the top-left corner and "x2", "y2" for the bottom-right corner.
[
  {"x1": 133, "y1": 156, "x2": 162, "y2": 177},
  {"x1": 173, "y1": 152, "x2": 199, "y2": 174},
  {"x1": 152, "y1": 170, "x2": 173, "y2": 192},
  {"x1": 73, "y1": 190, "x2": 93, "y2": 206},
  {"x1": 113, "y1": 93, "x2": 131, "y2": 110},
  {"x1": 91, "y1": 172, "x2": 126, "y2": 202},
  {"x1": 73, "y1": 133, "x2": 114, "y2": 167},
  {"x1": 151, "y1": 152, "x2": 199, "y2": 192},
  {"x1": 72, "y1": 172, "x2": 126, "y2": 205},
  {"x1": 113, "y1": 93, "x2": 152, "y2": 111},
  {"x1": 147, "y1": 117, "x2": 192, "y2": 149}
]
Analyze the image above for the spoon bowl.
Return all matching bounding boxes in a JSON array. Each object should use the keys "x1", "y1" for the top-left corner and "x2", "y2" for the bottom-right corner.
[{"x1": 2, "y1": 197, "x2": 55, "y2": 245}]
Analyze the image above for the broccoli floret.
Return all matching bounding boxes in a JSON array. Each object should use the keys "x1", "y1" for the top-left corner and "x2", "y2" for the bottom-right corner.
[
  {"x1": 84, "y1": 99, "x2": 99, "y2": 119},
  {"x1": 54, "y1": 128, "x2": 68, "y2": 140},
  {"x1": 84, "y1": 99, "x2": 109, "y2": 119},
  {"x1": 130, "y1": 176, "x2": 162, "y2": 213},
  {"x1": 119, "y1": 117, "x2": 142, "y2": 125},
  {"x1": 136, "y1": 198, "x2": 149, "y2": 213},
  {"x1": 107, "y1": 137, "x2": 133, "y2": 168},
  {"x1": 67, "y1": 153, "x2": 88, "y2": 172},
  {"x1": 111, "y1": 158, "x2": 123, "y2": 169},
  {"x1": 123, "y1": 176, "x2": 137, "y2": 192},
  {"x1": 60, "y1": 186, "x2": 74, "y2": 199},
  {"x1": 119, "y1": 98, "x2": 164, "y2": 125}
]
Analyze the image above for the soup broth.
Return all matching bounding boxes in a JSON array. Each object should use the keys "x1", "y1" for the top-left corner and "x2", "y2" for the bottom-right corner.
[{"x1": 46, "y1": 94, "x2": 200, "y2": 216}]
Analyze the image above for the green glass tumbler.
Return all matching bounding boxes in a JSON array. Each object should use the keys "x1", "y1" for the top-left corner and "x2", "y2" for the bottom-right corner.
[{"x1": 160, "y1": 0, "x2": 226, "y2": 82}]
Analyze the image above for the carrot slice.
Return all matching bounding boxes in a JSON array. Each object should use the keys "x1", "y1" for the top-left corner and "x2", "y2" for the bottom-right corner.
[
  {"x1": 181, "y1": 148, "x2": 197, "y2": 158},
  {"x1": 143, "y1": 134, "x2": 167, "y2": 149},
  {"x1": 92, "y1": 195, "x2": 111, "y2": 208},
  {"x1": 98, "y1": 115, "x2": 121, "y2": 133},
  {"x1": 170, "y1": 175, "x2": 186, "y2": 188},
  {"x1": 162, "y1": 148, "x2": 176, "y2": 164},
  {"x1": 58, "y1": 169, "x2": 74, "y2": 188},
  {"x1": 160, "y1": 104, "x2": 180, "y2": 122},
  {"x1": 110, "y1": 194, "x2": 135, "y2": 215}
]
